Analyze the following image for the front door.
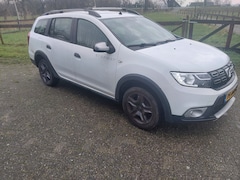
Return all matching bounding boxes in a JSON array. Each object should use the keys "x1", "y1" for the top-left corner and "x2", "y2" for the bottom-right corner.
[{"x1": 71, "y1": 19, "x2": 118, "y2": 97}]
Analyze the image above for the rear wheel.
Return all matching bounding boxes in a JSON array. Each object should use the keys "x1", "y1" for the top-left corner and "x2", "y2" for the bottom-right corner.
[
  {"x1": 38, "y1": 59, "x2": 59, "y2": 86},
  {"x1": 122, "y1": 87, "x2": 160, "y2": 130}
]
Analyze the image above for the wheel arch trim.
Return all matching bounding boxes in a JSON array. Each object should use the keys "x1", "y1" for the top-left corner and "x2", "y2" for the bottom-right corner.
[
  {"x1": 115, "y1": 74, "x2": 172, "y2": 122},
  {"x1": 34, "y1": 50, "x2": 50, "y2": 66},
  {"x1": 34, "y1": 50, "x2": 59, "y2": 78}
]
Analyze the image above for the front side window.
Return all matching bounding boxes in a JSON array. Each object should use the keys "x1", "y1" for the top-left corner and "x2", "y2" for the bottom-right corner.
[
  {"x1": 49, "y1": 18, "x2": 72, "y2": 42},
  {"x1": 77, "y1": 19, "x2": 108, "y2": 48},
  {"x1": 34, "y1": 19, "x2": 48, "y2": 35}
]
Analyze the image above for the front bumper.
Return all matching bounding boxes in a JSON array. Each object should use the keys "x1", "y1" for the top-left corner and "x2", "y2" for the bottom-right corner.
[
  {"x1": 171, "y1": 94, "x2": 236, "y2": 123},
  {"x1": 166, "y1": 72, "x2": 238, "y2": 123}
]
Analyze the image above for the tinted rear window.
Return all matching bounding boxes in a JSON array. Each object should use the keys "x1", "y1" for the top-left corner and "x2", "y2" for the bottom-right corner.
[
  {"x1": 49, "y1": 18, "x2": 73, "y2": 42},
  {"x1": 34, "y1": 19, "x2": 48, "y2": 35}
]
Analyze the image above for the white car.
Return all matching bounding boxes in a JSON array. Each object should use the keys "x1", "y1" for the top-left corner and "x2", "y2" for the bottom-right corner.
[{"x1": 28, "y1": 8, "x2": 238, "y2": 130}]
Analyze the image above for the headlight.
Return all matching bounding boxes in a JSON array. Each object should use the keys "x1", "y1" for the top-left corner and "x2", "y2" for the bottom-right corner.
[{"x1": 171, "y1": 72, "x2": 212, "y2": 88}]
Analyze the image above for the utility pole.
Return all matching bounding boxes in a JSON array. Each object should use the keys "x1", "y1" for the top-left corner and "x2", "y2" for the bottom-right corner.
[
  {"x1": 13, "y1": 0, "x2": 20, "y2": 21},
  {"x1": 12, "y1": 0, "x2": 21, "y2": 30}
]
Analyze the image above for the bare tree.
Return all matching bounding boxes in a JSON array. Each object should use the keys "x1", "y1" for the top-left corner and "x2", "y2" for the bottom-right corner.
[
  {"x1": 20, "y1": 0, "x2": 27, "y2": 19},
  {"x1": 1, "y1": 0, "x2": 135, "y2": 17},
  {"x1": 95, "y1": 0, "x2": 121, "y2": 7}
]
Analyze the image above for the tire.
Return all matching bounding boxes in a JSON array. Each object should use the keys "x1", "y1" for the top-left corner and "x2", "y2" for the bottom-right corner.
[
  {"x1": 38, "y1": 59, "x2": 59, "y2": 86},
  {"x1": 122, "y1": 87, "x2": 160, "y2": 130}
]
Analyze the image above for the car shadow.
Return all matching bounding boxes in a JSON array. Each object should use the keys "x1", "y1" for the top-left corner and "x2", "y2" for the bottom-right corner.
[{"x1": 56, "y1": 79, "x2": 122, "y2": 112}]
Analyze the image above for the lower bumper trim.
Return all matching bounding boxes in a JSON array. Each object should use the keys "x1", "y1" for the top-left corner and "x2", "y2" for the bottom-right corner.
[
  {"x1": 214, "y1": 97, "x2": 235, "y2": 119},
  {"x1": 169, "y1": 96, "x2": 236, "y2": 123}
]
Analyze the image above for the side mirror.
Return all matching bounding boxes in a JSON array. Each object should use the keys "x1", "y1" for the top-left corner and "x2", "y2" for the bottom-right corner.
[{"x1": 93, "y1": 42, "x2": 115, "y2": 54}]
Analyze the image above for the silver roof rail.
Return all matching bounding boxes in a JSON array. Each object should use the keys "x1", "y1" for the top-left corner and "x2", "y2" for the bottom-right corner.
[
  {"x1": 90, "y1": 7, "x2": 140, "y2": 15},
  {"x1": 43, "y1": 9, "x2": 84, "y2": 15},
  {"x1": 43, "y1": 7, "x2": 140, "y2": 17}
]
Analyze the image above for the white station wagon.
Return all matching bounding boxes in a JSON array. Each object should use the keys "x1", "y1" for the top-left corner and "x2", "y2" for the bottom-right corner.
[{"x1": 28, "y1": 8, "x2": 238, "y2": 130}]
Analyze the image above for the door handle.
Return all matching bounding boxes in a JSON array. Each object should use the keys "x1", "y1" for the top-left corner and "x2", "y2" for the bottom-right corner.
[
  {"x1": 74, "y1": 53, "x2": 81, "y2": 58},
  {"x1": 46, "y1": 45, "x2": 51, "y2": 49}
]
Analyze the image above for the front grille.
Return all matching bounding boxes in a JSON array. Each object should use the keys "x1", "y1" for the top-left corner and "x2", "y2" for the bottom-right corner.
[{"x1": 209, "y1": 61, "x2": 235, "y2": 90}]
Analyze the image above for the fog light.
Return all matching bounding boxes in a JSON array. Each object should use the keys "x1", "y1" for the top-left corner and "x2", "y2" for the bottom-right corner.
[{"x1": 184, "y1": 107, "x2": 207, "y2": 118}]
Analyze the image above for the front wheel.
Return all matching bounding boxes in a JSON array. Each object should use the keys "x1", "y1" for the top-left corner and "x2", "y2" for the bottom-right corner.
[{"x1": 122, "y1": 87, "x2": 160, "y2": 130}]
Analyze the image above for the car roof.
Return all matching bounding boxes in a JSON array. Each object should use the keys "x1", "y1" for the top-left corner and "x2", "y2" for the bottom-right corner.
[{"x1": 42, "y1": 8, "x2": 140, "y2": 19}]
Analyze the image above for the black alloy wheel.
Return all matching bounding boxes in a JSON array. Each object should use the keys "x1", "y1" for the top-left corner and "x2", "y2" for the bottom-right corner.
[
  {"x1": 38, "y1": 59, "x2": 58, "y2": 86},
  {"x1": 122, "y1": 87, "x2": 160, "y2": 130}
]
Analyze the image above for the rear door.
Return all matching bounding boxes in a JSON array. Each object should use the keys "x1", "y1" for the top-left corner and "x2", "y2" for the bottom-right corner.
[{"x1": 47, "y1": 18, "x2": 76, "y2": 81}]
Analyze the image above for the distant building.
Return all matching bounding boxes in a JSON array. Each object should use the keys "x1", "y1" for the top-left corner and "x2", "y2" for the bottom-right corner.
[
  {"x1": 189, "y1": 2, "x2": 214, "y2": 7},
  {"x1": 167, "y1": 0, "x2": 181, "y2": 7}
]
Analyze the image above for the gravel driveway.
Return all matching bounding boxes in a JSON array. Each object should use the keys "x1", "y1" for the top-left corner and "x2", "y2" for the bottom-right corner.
[{"x1": 0, "y1": 64, "x2": 240, "y2": 179}]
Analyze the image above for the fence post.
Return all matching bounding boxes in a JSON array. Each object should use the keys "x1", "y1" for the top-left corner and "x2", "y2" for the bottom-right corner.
[
  {"x1": 226, "y1": 23, "x2": 234, "y2": 49},
  {"x1": 17, "y1": 19, "x2": 21, "y2": 30},
  {"x1": 194, "y1": 6, "x2": 196, "y2": 18},
  {"x1": 182, "y1": 20, "x2": 185, "y2": 37},
  {"x1": 0, "y1": 32, "x2": 4, "y2": 45},
  {"x1": 188, "y1": 22, "x2": 196, "y2": 39},
  {"x1": 182, "y1": 15, "x2": 189, "y2": 38}
]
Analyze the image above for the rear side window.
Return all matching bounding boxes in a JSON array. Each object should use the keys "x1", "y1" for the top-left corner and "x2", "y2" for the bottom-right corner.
[
  {"x1": 49, "y1": 18, "x2": 73, "y2": 42},
  {"x1": 34, "y1": 19, "x2": 48, "y2": 35},
  {"x1": 77, "y1": 19, "x2": 107, "y2": 48}
]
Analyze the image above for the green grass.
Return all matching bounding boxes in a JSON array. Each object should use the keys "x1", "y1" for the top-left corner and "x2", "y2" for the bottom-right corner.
[
  {"x1": 0, "y1": 15, "x2": 36, "y2": 21},
  {"x1": 225, "y1": 51, "x2": 240, "y2": 68},
  {"x1": 0, "y1": 30, "x2": 30, "y2": 64},
  {"x1": 189, "y1": 24, "x2": 240, "y2": 48},
  {"x1": 144, "y1": 12, "x2": 184, "y2": 22},
  {"x1": 183, "y1": 6, "x2": 240, "y2": 18},
  {"x1": 0, "y1": 16, "x2": 19, "y2": 21}
]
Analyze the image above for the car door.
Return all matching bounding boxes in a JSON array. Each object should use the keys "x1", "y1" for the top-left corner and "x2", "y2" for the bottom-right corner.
[
  {"x1": 47, "y1": 18, "x2": 76, "y2": 81},
  {"x1": 71, "y1": 19, "x2": 119, "y2": 97}
]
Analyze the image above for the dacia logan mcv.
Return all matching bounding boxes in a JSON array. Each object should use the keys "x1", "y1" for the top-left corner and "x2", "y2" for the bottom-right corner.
[{"x1": 28, "y1": 8, "x2": 238, "y2": 130}]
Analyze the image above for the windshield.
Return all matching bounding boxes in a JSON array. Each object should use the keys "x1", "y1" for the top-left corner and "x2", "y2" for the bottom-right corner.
[{"x1": 101, "y1": 17, "x2": 178, "y2": 50}]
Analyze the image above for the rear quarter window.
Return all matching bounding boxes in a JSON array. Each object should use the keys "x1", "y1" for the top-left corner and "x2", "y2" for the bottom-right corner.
[{"x1": 34, "y1": 19, "x2": 48, "y2": 35}]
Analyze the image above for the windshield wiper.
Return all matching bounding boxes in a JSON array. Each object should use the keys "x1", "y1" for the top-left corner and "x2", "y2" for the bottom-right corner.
[
  {"x1": 156, "y1": 39, "x2": 176, "y2": 45},
  {"x1": 127, "y1": 43, "x2": 157, "y2": 48},
  {"x1": 156, "y1": 37, "x2": 183, "y2": 45},
  {"x1": 127, "y1": 38, "x2": 182, "y2": 49}
]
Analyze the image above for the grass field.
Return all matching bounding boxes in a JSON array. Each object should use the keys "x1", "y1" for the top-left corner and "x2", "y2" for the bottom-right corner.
[
  {"x1": 179, "y1": 6, "x2": 240, "y2": 18},
  {"x1": 0, "y1": 30, "x2": 30, "y2": 64},
  {"x1": 0, "y1": 11, "x2": 239, "y2": 65}
]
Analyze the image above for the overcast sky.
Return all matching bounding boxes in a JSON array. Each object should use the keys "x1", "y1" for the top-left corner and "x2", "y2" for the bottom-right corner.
[
  {"x1": 146, "y1": 0, "x2": 240, "y2": 6},
  {"x1": 183, "y1": 0, "x2": 240, "y2": 6},
  {"x1": 227, "y1": 0, "x2": 239, "y2": 4}
]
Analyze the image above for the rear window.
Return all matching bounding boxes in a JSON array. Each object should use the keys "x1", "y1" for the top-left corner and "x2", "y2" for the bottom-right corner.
[
  {"x1": 49, "y1": 18, "x2": 73, "y2": 42},
  {"x1": 34, "y1": 19, "x2": 48, "y2": 35}
]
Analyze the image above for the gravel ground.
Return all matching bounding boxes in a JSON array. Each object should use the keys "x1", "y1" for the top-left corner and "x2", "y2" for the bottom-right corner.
[{"x1": 0, "y1": 64, "x2": 240, "y2": 179}]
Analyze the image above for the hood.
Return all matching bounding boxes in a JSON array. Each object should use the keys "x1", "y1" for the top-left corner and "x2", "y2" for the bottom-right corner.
[{"x1": 138, "y1": 39, "x2": 229, "y2": 72}]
